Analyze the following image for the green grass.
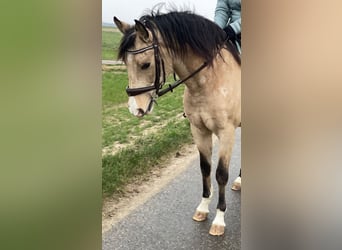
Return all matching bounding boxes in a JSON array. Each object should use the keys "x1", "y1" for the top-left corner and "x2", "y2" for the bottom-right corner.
[
  {"x1": 102, "y1": 71, "x2": 128, "y2": 105},
  {"x1": 102, "y1": 71, "x2": 193, "y2": 196},
  {"x1": 102, "y1": 28, "x2": 122, "y2": 60},
  {"x1": 102, "y1": 73, "x2": 187, "y2": 148},
  {"x1": 102, "y1": 27, "x2": 194, "y2": 196},
  {"x1": 102, "y1": 119, "x2": 192, "y2": 195},
  {"x1": 102, "y1": 82, "x2": 193, "y2": 196}
]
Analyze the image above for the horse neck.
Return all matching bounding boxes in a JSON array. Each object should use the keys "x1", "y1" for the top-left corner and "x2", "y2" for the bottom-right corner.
[
  {"x1": 171, "y1": 48, "x2": 240, "y2": 96},
  {"x1": 172, "y1": 51, "x2": 211, "y2": 94},
  {"x1": 158, "y1": 44, "x2": 204, "y2": 91}
]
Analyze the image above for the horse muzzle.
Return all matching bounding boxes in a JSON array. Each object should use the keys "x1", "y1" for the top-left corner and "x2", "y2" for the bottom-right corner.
[{"x1": 128, "y1": 96, "x2": 155, "y2": 117}]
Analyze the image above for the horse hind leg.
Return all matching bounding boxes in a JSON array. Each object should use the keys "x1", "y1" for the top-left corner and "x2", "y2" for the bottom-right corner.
[
  {"x1": 232, "y1": 123, "x2": 241, "y2": 191},
  {"x1": 191, "y1": 126, "x2": 213, "y2": 222},
  {"x1": 209, "y1": 125, "x2": 235, "y2": 236},
  {"x1": 231, "y1": 168, "x2": 241, "y2": 191},
  {"x1": 232, "y1": 125, "x2": 241, "y2": 190}
]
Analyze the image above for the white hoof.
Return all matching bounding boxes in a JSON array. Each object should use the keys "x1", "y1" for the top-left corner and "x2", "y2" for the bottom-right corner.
[
  {"x1": 193, "y1": 186, "x2": 213, "y2": 222},
  {"x1": 192, "y1": 210, "x2": 208, "y2": 221},
  {"x1": 209, "y1": 209, "x2": 226, "y2": 236},
  {"x1": 231, "y1": 176, "x2": 241, "y2": 191},
  {"x1": 209, "y1": 224, "x2": 225, "y2": 236}
]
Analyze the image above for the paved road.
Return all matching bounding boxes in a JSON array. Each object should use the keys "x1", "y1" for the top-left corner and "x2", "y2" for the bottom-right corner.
[{"x1": 103, "y1": 128, "x2": 241, "y2": 250}]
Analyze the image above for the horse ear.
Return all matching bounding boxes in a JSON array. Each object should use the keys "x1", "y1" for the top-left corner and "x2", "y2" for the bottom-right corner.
[
  {"x1": 134, "y1": 19, "x2": 150, "y2": 42},
  {"x1": 113, "y1": 16, "x2": 130, "y2": 34}
]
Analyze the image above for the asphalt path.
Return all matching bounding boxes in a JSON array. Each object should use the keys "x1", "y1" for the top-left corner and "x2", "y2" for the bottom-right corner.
[{"x1": 103, "y1": 128, "x2": 241, "y2": 250}]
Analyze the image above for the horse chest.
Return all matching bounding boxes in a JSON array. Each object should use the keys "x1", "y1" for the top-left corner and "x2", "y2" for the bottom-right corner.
[
  {"x1": 184, "y1": 95, "x2": 223, "y2": 130},
  {"x1": 187, "y1": 110, "x2": 226, "y2": 133}
]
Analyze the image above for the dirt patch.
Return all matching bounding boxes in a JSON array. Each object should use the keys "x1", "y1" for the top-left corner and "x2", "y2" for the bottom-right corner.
[
  {"x1": 102, "y1": 143, "x2": 198, "y2": 234},
  {"x1": 102, "y1": 116, "x2": 180, "y2": 156},
  {"x1": 140, "y1": 121, "x2": 167, "y2": 136}
]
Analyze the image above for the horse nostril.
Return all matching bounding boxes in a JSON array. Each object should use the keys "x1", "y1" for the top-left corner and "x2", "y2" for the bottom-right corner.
[{"x1": 136, "y1": 108, "x2": 145, "y2": 117}]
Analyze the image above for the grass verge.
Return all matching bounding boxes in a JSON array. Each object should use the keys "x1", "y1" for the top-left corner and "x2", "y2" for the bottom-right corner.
[{"x1": 102, "y1": 119, "x2": 192, "y2": 196}]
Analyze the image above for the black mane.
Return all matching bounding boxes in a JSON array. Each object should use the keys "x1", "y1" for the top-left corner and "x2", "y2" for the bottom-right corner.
[{"x1": 118, "y1": 10, "x2": 240, "y2": 65}]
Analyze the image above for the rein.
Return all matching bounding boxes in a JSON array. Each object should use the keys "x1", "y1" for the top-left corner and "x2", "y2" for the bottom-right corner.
[
  {"x1": 157, "y1": 61, "x2": 208, "y2": 97},
  {"x1": 125, "y1": 25, "x2": 208, "y2": 97}
]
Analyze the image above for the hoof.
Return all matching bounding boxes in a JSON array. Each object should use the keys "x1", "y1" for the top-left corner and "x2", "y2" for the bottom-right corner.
[
  {"x1": 209, "y1": 224, "x2": 225, "y2": 236},
  {"x1": 231, "y1": 177, "x2": 241, "y2": 191},
  {"x1": 192, "y1": 210, "x2": 208, "y2": 222}
]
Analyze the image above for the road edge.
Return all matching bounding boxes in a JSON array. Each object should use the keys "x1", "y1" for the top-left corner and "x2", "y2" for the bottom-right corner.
[{"x1": 102, "y1": 143, "x2": 198, "y2": 234}]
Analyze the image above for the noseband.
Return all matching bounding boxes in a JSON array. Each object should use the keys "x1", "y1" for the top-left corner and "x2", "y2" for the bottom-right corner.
[{"x1": 125, "y1": 24, "x2": 208, "y2": 97}]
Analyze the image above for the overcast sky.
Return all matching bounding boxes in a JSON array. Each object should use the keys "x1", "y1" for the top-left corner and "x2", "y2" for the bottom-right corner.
[{"x1": 102, "y1": 0, "x2": 217, "y2": 24}]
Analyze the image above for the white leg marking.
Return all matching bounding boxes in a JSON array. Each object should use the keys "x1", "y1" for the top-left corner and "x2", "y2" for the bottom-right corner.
[
  {"x1": 196, "y1": 197, "x2": 211, "y2": 213},
  {"x1": 212, "y1": 209, "x2": 226, "y2": 226},
  {"x1": 128, "y1": 97, "x2": 139, "y2": 116},
  {"x1": 196, "y1": 186, "x2": 213, "y2": 213},
  {"x1": 232, "y1": 176, "x2": 241, "y2": 191},
  {"x1": 233, "y1": 176, "x2": 241, "y2": 185}
]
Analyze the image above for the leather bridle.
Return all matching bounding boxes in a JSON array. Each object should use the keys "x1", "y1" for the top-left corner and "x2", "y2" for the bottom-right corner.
[
  {"x1": 125, "y1": 24, "x2": 208, "y2": 98},
  {"x1": 125, "y1": 42, "x2": 166, "y2": 97}
]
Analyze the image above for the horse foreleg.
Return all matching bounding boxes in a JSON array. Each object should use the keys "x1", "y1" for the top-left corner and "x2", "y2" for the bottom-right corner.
[
  {"x1": 192, "y1": 151, "x2": 213, "y2": 221},
  {"x1": 209, "y1": 125, "x2": 235, "y2": 236},
  {"x1": 191, "y1": 125, "x2": 213, "y2": 222}
]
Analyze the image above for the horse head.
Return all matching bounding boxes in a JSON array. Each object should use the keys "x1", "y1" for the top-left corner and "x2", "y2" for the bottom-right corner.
[{"x1": 114, "y1": 17, "x2": 172, "y2": 117}]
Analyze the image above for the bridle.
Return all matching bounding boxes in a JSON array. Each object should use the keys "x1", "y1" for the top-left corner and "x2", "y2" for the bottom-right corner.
[
  {"x1": 125, "y1": 42, "x2": 166, "y2": 97},
  {"x1": 125, "y1": 23, "x2": 208, "y2": 98}
]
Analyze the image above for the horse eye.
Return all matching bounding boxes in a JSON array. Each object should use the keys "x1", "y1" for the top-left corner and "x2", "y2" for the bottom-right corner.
[{"x1": 141, "y1": 62, "x2": 150, "y2": 70}]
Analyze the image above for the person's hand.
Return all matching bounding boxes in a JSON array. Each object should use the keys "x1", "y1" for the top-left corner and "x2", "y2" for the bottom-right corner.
[{"x1": 223, "y1": 25, "x2": 236, "y2": 40}]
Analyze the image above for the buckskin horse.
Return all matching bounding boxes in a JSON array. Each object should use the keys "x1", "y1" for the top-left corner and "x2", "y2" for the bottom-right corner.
[{"x1": 114, "y1": 9, "x2": 240, "y2": 236}]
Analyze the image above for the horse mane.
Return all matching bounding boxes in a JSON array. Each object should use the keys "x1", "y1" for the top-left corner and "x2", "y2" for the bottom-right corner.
[{"x1": 118, "y1": 10, "x2": 241, "y2": 66}]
